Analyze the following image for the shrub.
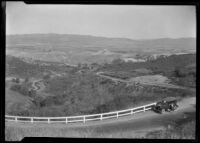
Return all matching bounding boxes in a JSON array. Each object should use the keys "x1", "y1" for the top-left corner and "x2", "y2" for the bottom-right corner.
[
  {"x1": 32, "y1": 96, "x2": 44, "y2": 107},
  {"x1": 11, "y1": 78, "x2": 19, "y2": 83},
  {"x1": 10, "y1": 84, "x2": 21, "y2": 92},
  {"x1": 28, "y1": 89, "x2": 36, "y2": 97}
]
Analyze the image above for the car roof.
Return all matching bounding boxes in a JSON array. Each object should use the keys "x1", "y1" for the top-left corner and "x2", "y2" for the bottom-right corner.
[{"x1": 163, "y1": 97, "x2": 177, "y2": 102}]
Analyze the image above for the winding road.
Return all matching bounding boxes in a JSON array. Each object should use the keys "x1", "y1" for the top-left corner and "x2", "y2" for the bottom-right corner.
[
  {"x1": 5, "y1": 75, "x2": 196, "y2": 139},
  {"x1": 31, "y1": 79, "x2": 45, "y2": 91},
  {"x1": 6, "y1": 97, "x2": 196, "y2": 139}
]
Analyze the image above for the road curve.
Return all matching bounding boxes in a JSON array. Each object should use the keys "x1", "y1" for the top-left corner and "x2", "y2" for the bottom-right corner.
[
  {"x1": 6, "y1": 97, "x2": 195, "y2": 130},
  {"x1": 31, "y1": 80, "x2": 44, "y2": 91}
]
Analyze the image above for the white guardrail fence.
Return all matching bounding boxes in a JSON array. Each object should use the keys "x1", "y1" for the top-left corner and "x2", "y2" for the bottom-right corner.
[{"x1": 5, "y1": 102, "x2": 157, "y2": 124}]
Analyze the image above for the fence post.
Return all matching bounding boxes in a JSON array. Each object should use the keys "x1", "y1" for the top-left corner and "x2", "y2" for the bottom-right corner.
[
  {"x1": 48, "y1": 118, "x2": 50, "y2": 124},
  {"x1": 83, "y1": 116, "x2": 85, "y2": 123},
  {"x1": 31, "y1": 117, "x2": 33, "y2": 123},
  {"x1": 100, "y1": 114, "x2": 102, "y2": 120},
  {"x1": 66, "y1": 117, "x2": 68, "y2": 124},
  {"x1": 143, "y1": 106, "x2": 145, "y2": 112},
  {"x1": 15, "y1": 117, "x2": 17, "y2": 122},
  {"x1": 117, "y1": 112, "x2": 118, "y2": 118},
  {"x1": 131, "y1": 109, "x2": 133, "y2": 114}
]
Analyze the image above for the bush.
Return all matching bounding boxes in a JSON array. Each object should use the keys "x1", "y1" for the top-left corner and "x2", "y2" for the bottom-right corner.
[
  {"x1": 32, "y1": 96, "x2": 44, "y2": 107},
  {"x1": 20, "y1": 86, "x2": 29, "y2": 96},
  {"x1": 10, "y1": 82, "x2": 37, "y2": 97},
  {"x1": 10, "y1": 84, "x2": 21, "y2": 92},
  {"x1": 28, "y1": 89, "x2": 36, "y2": 97},
  {"x1": 11, "y1": 78, "x2": 20, "y2": 83}
]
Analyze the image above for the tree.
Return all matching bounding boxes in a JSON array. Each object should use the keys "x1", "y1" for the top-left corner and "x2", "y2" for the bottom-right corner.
[
  {"x1": 11, "y1": 78, "x2": 20, "y2": 83},
  {"x1": 174, "y1": 68, "x2": 187, "y2": 77},
  {"x1": 77, "y1": 63, "x2": 82, "y2": 68},
  {"x1": 15, "y1": 78, "x2": 20, "y2": 83},
  {"x1": 28, "y1": 89, "x2": 36, "y2": 97},
  {"x1": 41, "y1": 97, "x2": 54, "y2": 107},
  {"x1": 32, "y1": 96, "x2": 44, "y2": 107},
  {"x1": 20, "y1": 86, "x2": 29, "y2": 96}
]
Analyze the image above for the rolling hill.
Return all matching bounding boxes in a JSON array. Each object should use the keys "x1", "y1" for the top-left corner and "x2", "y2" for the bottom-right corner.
[{"x1": 6, "y1": 34, "x2": 196, "y2": 64}]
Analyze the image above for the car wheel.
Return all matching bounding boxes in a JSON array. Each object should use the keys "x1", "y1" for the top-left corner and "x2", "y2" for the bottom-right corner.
[
  {"x1": 174, "y1": 106, "x2": 178, "y2": 110},
  {"x1": 161, "y1": 109, "x2": 165, "y2": 113}
]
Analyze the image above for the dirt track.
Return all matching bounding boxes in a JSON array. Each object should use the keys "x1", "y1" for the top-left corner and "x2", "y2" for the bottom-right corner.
[
  {"x1": 31, "y1": 79, "x2": 44, "y2": 91},
  {"x1": 96, "y1": 72, "x2": 189, "y2": 89}
]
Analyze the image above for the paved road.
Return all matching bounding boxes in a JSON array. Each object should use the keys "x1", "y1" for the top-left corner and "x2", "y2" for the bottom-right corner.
[{"x1": 5, "y1": 97, "x2": 195, "y2": 140}]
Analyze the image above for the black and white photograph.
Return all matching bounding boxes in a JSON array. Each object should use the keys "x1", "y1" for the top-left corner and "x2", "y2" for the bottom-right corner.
[{"x1": 5, "y1": 2, "x2": 196, "y2": 141}]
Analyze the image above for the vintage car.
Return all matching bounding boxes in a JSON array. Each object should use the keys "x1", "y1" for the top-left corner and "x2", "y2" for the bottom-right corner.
[{"x1": 152, "y1": 97, "x2": 179, "y2": 114}]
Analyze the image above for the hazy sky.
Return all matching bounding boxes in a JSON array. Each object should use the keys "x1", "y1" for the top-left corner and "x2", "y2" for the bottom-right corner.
[{"x1": 6, "y1": 2, "x2": 196, "y2": 39}]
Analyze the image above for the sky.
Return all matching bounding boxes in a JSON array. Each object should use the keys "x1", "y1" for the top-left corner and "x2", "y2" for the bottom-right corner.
[{"x1": 6, "y1": 2, "x2": 196, "y2": 39}]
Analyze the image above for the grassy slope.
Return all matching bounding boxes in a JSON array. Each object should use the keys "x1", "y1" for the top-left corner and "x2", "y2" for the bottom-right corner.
[
  {"x1": 146, "y1": 112, "x2": 196, "y2": 139},
  {"x1": 101, "y1": 54, "x2": 196, "y2": 88},
  {"x1": 6, "y1": 55, "x2": 69, "y2": 78},
  {"x1": 5, "y1": 54, "x2": 196, "y2": 117},
  {"x1": 5, "y1": 54, "x2": 196, "y2": 141},
  {"x1": 6, "y1": 81, "x2": 32, "y2": 114},
  {"x1": 5, "y1": 124, "x2": 149, "y2": 141}
]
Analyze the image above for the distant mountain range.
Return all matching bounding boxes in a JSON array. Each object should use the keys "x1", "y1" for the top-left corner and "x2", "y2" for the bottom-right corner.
[{"x1": 6, "y1": 34, "x2": 196, "y2": 64}]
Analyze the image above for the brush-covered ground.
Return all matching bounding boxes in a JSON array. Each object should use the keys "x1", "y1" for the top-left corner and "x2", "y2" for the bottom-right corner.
[{"x1": 5, "y1": 53, "x2": 196, "y2": 140}]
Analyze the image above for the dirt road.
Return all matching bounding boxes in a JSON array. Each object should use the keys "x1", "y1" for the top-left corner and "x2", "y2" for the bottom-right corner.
[
  {"x1": 6, "y1": 97, "x2": 196, "y2": 139},
  {"x1": 96, "y1": 72, "x2": 192, "y2": 89},
  {"x1": 31, "y1": 79, "x2": 45, "y2": 91}
]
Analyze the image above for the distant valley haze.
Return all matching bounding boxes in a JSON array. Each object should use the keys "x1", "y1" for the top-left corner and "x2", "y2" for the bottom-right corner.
[
  {"x1": 6, "y1": 2, "x2": 196, "y2": 39},
  {"x1": 6, "y1": 34, "x2": 196, "y2": 65},
  {"x1": 6, "y1": 2, "x2": 196, "y2": 64}
]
